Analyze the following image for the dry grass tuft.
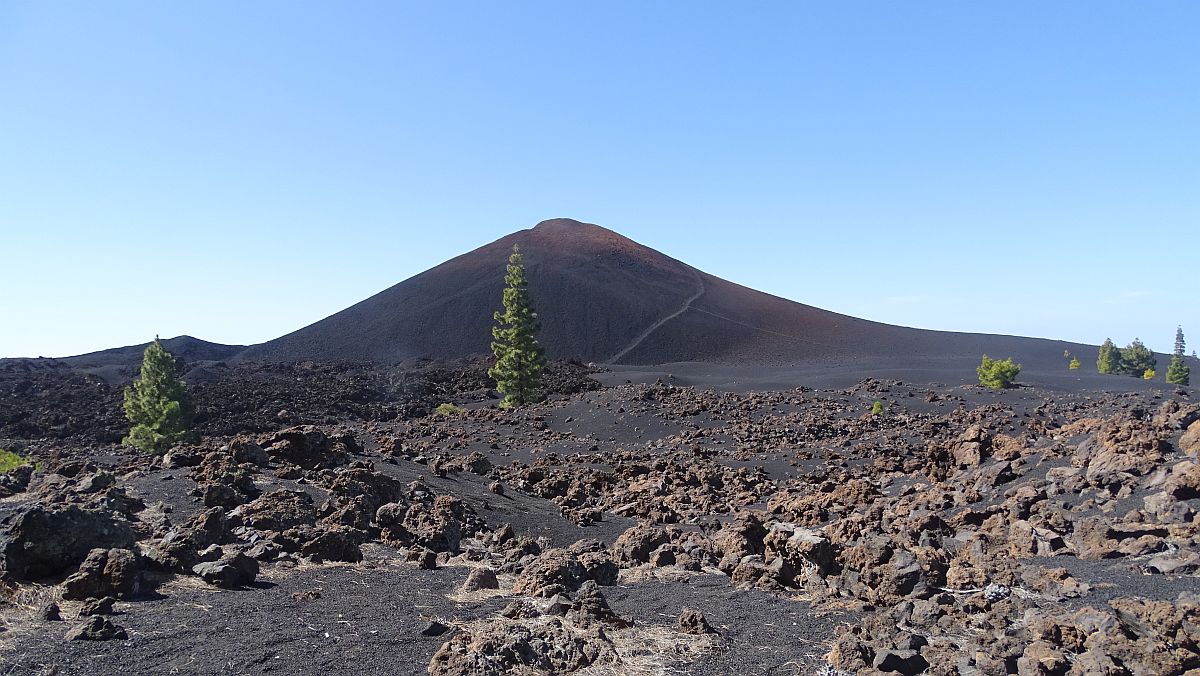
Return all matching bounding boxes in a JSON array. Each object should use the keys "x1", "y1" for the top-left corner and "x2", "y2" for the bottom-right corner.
[
  {"x1": 3, "y1": 582, "x2": 62, "y2": 612},
  {"x1": 444, "y1": 575, "x2": 515, "y2": 604},
  {"x1": 580, "y1": 624, "x2": 721, "y2": 676}
]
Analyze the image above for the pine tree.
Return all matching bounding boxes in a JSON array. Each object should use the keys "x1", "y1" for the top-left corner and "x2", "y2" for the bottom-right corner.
[
  {"x1": 1166, "y1": 325, "x2": 1191, "y2": 386},
  {"x1": 1096, "y1": 338, "x2": 1121, "y2": 374},
  {"x1": 123, "y1": 338, "x2": 193, "y2": 453},
  {"x1": 488, "y1": 245, "x2": 546, "y2": 408},
  {"x1": 1120, "y1": 338, "x2": 1156, "y2": 377}
]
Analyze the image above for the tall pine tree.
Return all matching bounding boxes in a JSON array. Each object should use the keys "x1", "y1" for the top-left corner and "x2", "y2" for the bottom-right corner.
[
  {"x1": 1097, "y1": 338, "x2": 1121, "y2": 374},
  {"x1": 123, "y1": 338, "x2": 193, "y2": 452},
  {"x1": 1166, "y1": 325, "x2": 1191, "y2": 386},
  {"x1": 488, "y1": 245, "x2": 546, "y2": 408}
]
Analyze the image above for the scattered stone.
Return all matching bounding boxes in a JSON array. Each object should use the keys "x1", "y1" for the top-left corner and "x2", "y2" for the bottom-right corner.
[
  {"x1": 409, "y1": 548, "x2": 438, "y2": 570},
  {"x1": 61, "y1": 548, "x2": 145, "y2": 601},
  {"x1": 421, "y1": 620, "x2": 450, "y2": 637},
  {"x1": 192, "y1": 551, "x2": 259, "y2": 588},
  {"x1": 78, "y1": 596, "x2": 116, "y2": 616},
  {"x1": 461, "y1": 567, "x2": 499, "y2": 592},
  {"x1": 65, "y1": 616, "x2": 127, "y2": 641},
  {"x1": 678, "y1": 607, "x2": 714, "y2": 635}
]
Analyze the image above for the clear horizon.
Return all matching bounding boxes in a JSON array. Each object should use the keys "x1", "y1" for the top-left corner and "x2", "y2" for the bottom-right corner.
[{"x1": 3, "y1": 2, "x2": 1197, "y2": 359}]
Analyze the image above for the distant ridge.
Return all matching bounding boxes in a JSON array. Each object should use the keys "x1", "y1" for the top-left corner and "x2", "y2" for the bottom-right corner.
[{"x1": 2, "y1": 336, "x2": 243, "y2": 368}]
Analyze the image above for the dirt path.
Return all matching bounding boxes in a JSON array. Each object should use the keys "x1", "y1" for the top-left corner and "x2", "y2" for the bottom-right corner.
[{"x1": 606, "y1": 264, "x2": 704, "y2": 364}]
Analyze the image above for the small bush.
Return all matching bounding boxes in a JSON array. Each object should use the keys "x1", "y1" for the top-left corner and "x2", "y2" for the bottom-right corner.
[
  {"x1": 1068, "y1": 357, "x2": 1081, "y2": 370},
  {"x1": 1143, "y1": 368, "x2": 1156, "y2": 380},
  {"x1": 434, "y1": 403, "x2": 466, "y2": 416},
  {"x1": 870, "y1": 401, "x2": 884, "y2": 416},
  {"x1": 977, "y1": 355, "x2": 1021, "y2": 390},
  {"x1": 0, "y1": 449, "x2": 29, "y2": 474}
]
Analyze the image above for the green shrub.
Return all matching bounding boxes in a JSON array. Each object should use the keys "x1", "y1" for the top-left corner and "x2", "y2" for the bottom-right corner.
[
  {"x1": 977, "y1": 355, "x2": 1021, "y2": 389},
  {"x1": 1068, "y1": 357, "x2": 1081, "y2": 370},
  {"x1": 0, "y1": 449, "x2": 29, "y2": 473},
  {"x1": 434, "y1": 402, "x2": 466, "y2": 416},
  {"x1": 1143, "y1": 368, "x2": 1156, "y2": 380},
  {"x1": 870, "y1": 401, "x2": 884, "y2": 416}
]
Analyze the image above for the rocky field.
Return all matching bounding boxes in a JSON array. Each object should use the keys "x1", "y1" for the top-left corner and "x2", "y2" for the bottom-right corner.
[{"x1": 1, "y1": 364, "x2": 1199, "y2": 674}]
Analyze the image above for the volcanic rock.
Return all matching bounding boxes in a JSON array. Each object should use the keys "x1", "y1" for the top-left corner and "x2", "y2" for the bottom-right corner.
[
  {"x1": 461, "y1": 567, "x2": 499, "y2": 592},
  {"x1": 513, "y1": 541, "x2": 619, "y2": 597},
  {"x1": 0, "y1": 504, "x2": 134, "y2": 580},
  {"x1": 78, "y1": 596, "x2": 116, "y2": 616},
  {"x1": 678, "y1": 608, "x2": 714, "y2": 635},
  {"x1": 192, "y1": 550, "x2": 259, "y2": 588},
  {"x1": 61, "y1": 548, "x2": 145, "y2": 601},
  {"x1": 65, "y1": 616, "x2": 127, "y2": 641}
]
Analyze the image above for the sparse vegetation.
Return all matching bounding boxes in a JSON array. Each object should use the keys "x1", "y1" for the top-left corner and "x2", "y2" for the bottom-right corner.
[
  {"x1": 1167, "y1": 326, "x2": 1191, "y2": 386},
  {"x1": 1068, "y1": 357, "x2": 1081, "y2": 370},
  {"x1": 870, "y1": 401, "x2": 884, "y2": 416},
  {"x1": 0, "y1": 448, "x2": 29, "y2": 473},
  {"x1": 434, "y1": 402, "x2": 466, "y2": 416},
  {"x1": 1120, "y1": 339, "x2": 1156, "y2": 378},
  {"x1": 1143, "y1": 368, "x2": 1156, "y2": 380},
  {"x1": 977, "y1": 355, "x2": 1021, "y2": 389},
  {"x1": 123, "y1": 338, "x2": 193, "y2": 453},
  {"x1": 1097, "y1": 338, "x2": 1121, "y2": 374},
  {"x1": 488, "y1": 245, "x2": 546, "y2": 408}
]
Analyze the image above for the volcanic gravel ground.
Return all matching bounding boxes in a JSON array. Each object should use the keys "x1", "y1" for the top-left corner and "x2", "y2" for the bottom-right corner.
[
  {"x1": 2, "y1": 555, "x2": 502, "y2": 675},
  {"x1": 1, "y1": 364, "x2": 1199, "y2": 675}
]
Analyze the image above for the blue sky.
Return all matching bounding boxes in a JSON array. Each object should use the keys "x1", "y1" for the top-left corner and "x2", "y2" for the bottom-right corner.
[{"x1": 2, "y1": 2, "x2": 1197, "y2": 358}]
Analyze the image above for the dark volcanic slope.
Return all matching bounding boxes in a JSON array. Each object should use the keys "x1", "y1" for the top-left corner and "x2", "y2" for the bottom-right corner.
[
  {"x1": 238, "y1": 218, "x2": 1099, "y2": 370},
  {"x1": 239, "y1": 219, "x2": 701, "y2": 365}
]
